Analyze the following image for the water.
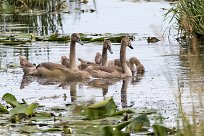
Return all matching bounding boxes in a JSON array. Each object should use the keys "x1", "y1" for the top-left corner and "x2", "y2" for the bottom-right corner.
[
  {"x1": 0, "y1": 40, "x2": 180, "y2": 126},
  {"x1": 0, "y1": 0, "x2": 172, "y2": 34},
  {"x1": 1, "y1": 0, "x2": 204, "y2": 135}
]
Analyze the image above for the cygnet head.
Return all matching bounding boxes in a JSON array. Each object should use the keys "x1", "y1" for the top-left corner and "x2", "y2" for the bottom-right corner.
[
  {"x1": 103, "y1": 38, "x2": 113, "y2": 54},
  {"x1": 61, "y1": 56, "x2": 70, "y2": 68},
  {"x1": 121, "y1": 37, "x2": 134, "y2": 49},
  {"x1": 71, "y1": 33, "x2": 83, "y2": 45}
]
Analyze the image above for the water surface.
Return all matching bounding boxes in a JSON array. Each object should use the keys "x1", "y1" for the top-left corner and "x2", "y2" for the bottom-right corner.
[{"x1": 0, "y1": 0, "x2": 204, "y2": 135}]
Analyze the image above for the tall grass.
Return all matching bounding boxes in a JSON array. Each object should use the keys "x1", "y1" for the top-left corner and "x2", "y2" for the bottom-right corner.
[{"x1": 168, "y1": 0, "x2": 204, "y2": 37}]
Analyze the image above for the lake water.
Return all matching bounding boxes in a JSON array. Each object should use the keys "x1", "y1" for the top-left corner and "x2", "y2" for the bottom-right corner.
[{"x1": 0, "y1": 0, "x2": 204, "y2": 135}]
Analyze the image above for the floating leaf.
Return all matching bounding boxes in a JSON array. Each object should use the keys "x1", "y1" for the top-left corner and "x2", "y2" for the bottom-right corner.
[
  {"x1": 112, "y1": 109, "x2": 134, "y2": 116},
  {"x1": 3, "y1": 41, "x2": 26, "y2": 45},
  {"x1": 2, "y1": 93, "x2": 21, "y2": 108},
  {"x1": 116, "y1": 121, "x2": 131, "y2": 130},
  {"x1": 127, "y1": 114, "x2": 150, "y2": 132},
  {"x1": 0, "y1": 0, "x2": 15, "y2": 14},
  {"x1": 42, "y1": 128, "x2": 62, "y2": 133},
  {"x1": 9, "y1": 105, "x2": 27, "y2": 116},
  {"x1": 30, "y1": 112, "x2": 53, "y2": 121},
  {"x1": 10, "y1": 113, "x2": 28, "y2": 123},
  {"x1": 63, "y1": 126, "x2": 72, "y2": 134},
  {"x1": 48, "y1": 33, "x2": 70, "y2": 42},
  {"x1": 34, "y1": 112, "x2": 53, "y2": 118},
  {"x1": 20, "y1": 126, "x2": 41, "y2": 133},
  {"x1": 153, "y1": 124, "x2": 176, "y2": 136},
  {"x1": 0, "y1": 104, "x2": 8, "y2": 113},
  {"x1": 102, "y1": 126, "x2": 126, "y2": 136},
  {"x1": 25, "y1": 103, "x2": 39, "y2": 116},
  {"x1": 9, "y1": 103, "x2": 38, "y2": 116},
  {"x1": 90, "y1": 36, "x2": 125, "y2": 43},
  {"x1": 153, "y1": 124, "x2": 168, "y2": 136},
  {"x1": 86, "y1": 97, "x2": 117, "y2": 120},
  {"x1": 76, "y1": 125, "x2": 128, "y2": 136}
]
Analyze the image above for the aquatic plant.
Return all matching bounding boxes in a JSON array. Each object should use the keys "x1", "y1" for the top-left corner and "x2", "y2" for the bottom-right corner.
[
  {"x1": 167, "y1": 0, "x2": 204, "y2": 37},
  {"x1": 0, "y1": 92, "x2": 177, "y2": 135},
  {"x1": 1, "y1": 0, "x2": 67, "y2": 12}
]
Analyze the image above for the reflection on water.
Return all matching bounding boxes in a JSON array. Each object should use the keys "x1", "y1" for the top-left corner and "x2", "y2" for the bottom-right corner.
[
  {"x1": 70, "y1": 82, "x2": 77, "y2": 103},
  {"x1": 20, "y1": 74, "x2": 140, "y2": 106},
  {"x1": 1, "y1": 37, "x2": 204, "y2": 131},
  {"x1": 23, "y1": 75, "x2": 142, "y2": 104},
  {"x1": 0, "y1": 39, "x2": 180, "y2": 127},
  {"x1": 178, "y1": 36, "x2": 204, "y2": 117},
  {"x1": 0, "y1": 0, "x2": 172, "y2": 34},
  {"x1": 0, "y1": 0, "x2": 97, "y2": 35},
  {"x1": 121, "y1": 78, "x2": 130, "y2": 108},
  {"x1": 1, "y1": 0, "x2": 204, "y2": 132}
]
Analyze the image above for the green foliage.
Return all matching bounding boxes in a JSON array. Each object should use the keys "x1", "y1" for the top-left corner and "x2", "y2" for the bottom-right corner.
[
  {"x1": 0, "y1": 93, "x2": 176, "y2": 135},
  {"x1": 127, "y1": 114, "x2": 150, "y2": 132},
  {"x1": 9, "y1": 103, "x2": 38, "y2": 116},
  {"x1": 0, "y1": 104, "x2": 8, "y2": 113},
  {"x1": 10, "y1": 113, "x2": 28, "y2": 123},
  {"x1": 1, "y1": 41, "x2": 27, "y2": 45},
  {"x1": 153, "y1": 124, "x2": 176, "y2": 136},
  {"x1": 2, "y1": 93, "x2": 21, "y2": 108},
  {"x1": 101, "y1": 126, "x2": 127, "y2": 136},
  {"x1": 1, "y1": 0, "x2": 67, "y2": 13},
  {"x1": 48, "y1": 33, "x2": 70, "y2": 42},
  {"x1": 0, "y1": 0, "x2": 16, "y2": 13},
  {"x1": 86, "y1": 97, "x2": 117, "y2": 120},
  {"x1": 168, "y1": 0, "x2": 204, "y2": 36},
  {"x1": 20, "y1": 126, "x2": 41, "y2": 133},
  {"x1": 90, "y1": 36, "x2": 125, "y2": 43}
]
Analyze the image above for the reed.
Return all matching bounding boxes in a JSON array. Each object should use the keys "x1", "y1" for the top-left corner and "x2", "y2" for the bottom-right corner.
[
  {"x1": 167, "y1": 0, "x2": 204, "y2": 37},
  {"x1": 6, "y1": 0, "x2": 66, "y2": 11}
]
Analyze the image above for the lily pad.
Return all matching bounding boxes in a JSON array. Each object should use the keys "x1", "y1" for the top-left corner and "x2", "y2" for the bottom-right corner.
[
  {"x1": 116, "y1": 121, "x2": 131, "y2": 130},
  {"x1": 42, "y1": 128, "x2": 62, "y2": 133},
  {"x1": 25, "y1": 103, "x2": 39, "y2": 116},
  {"x1": 127, "y1": 114, "x2": 150, "y2": 132},
  {"x1": 76, "y1": 125, "x2": 129, "y2": 136},
  {"x1": 2, "y1": 93, "x2": 21, "y2": 108},
  {"x1": 34, "y1": 112, "x2": 53, "y2": 118},
  {"x1": 20, "y1": 126, "x2": 41, "y2": 133},
  {"x1": 86, "y1": 97, "x2": 117, "y2": 120},
  {"x1": 30, "y1": 112, "x2": 54, "y2": 121},
  {"x1": 112, "y1": 109, "x2": 135, "y2": 116},
  {"x1": 9, "y1": 105, "x2": 27, "y2": 116},
  {"x1": 0, "y1": 0, "x2": 15, "y2": 14},
  {"x1": 90, "y1": 36, "x2": 125, "y2": 43},
  {"x1": 0, "y1": 104, "x2": 8, "y2": 113},
  {"x1": 9, "y1": 103, "x2": 38, "y2": 116},
  {"x1": 10, "y1": 113, "x2": 28, "y2": 123},
  {"x1": 153, "y1": 124, "x2": 176, "y2": 136},
  {"x1": 48, "y1": 33, "x2": 70, "y2": 42},
  {"x1": 20, "y1": 126, "x2": 62, "y2": 133},
  {"x1": 102, "y1": 126, "x2": 127, "y2": 136},
  {"x1": 1, "y1": 40, "x2": 27, "y2": 45}
]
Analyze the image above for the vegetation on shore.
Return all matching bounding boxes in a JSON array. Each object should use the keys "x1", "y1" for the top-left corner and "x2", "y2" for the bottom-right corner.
[
  {"x1": 0, "y1": 0, "x2": 67, "y2": 13},
  {"x1": 168, "y1": 0, "x2": 204, "y2": 38}
]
